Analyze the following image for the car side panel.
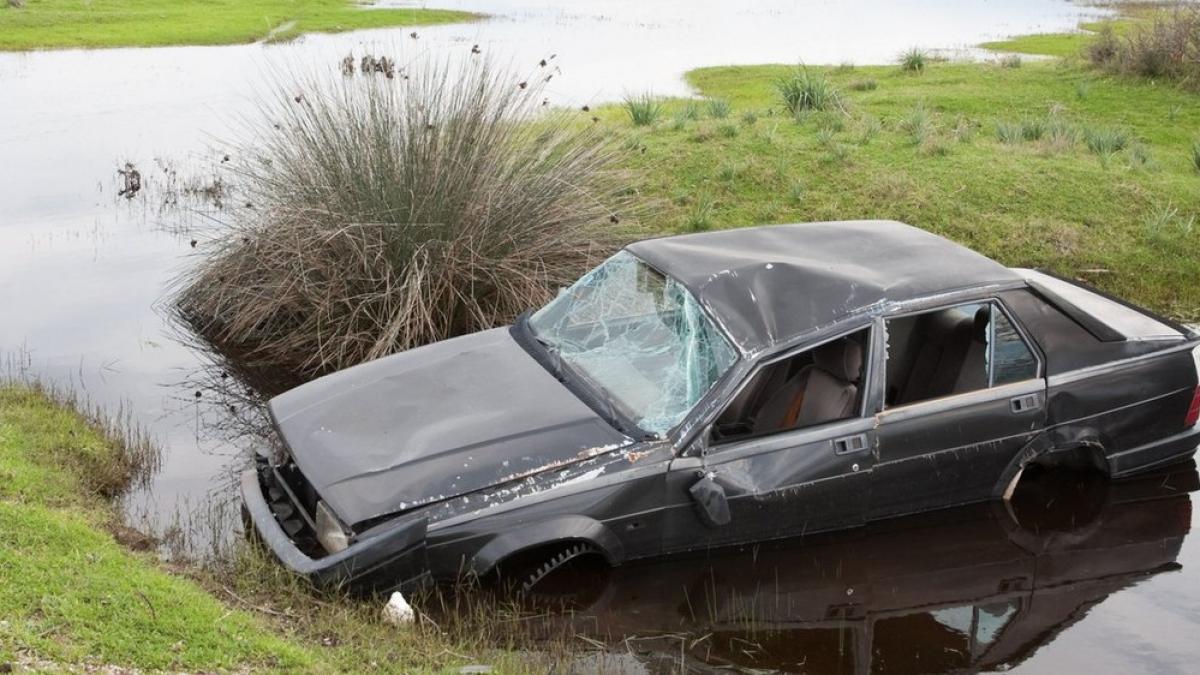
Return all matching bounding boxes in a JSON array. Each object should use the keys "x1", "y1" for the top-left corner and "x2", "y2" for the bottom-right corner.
[
  {"x1": 1044, "y1": 347, "x2": 1198, "y2": 476},
  {"x1": 1001, "y1": 288, "x2": 1199, "y2": 476}
]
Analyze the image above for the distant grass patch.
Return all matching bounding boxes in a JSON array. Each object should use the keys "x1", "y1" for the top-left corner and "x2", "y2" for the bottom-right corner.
[
  {"x1": 625, "y1": 92, "x2": 664, "y2": 126},
  {"x1": 898, "y1": 47, "x2": 928, "y2": 73},
  {"x1": 776, "y1": 67, "x2": 842, "y2": 115},
  {"x1": 1083, "y1": 125, "x2": 1130, "y2": 156},
  {"x1": 706, "y1": 98, "x2": 732, "y2": 119},
  {"x1": 1192, "y1": 138, "x2": 1200, "y2": 173},
  {"x1": 0, "y1": 0, "x2": 473, "y2": 50}
]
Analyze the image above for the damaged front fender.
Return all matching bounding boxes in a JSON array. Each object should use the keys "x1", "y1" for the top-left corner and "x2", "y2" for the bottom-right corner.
[{"x1": 240, "y1": 470, "x2": 430, "y2": 593}]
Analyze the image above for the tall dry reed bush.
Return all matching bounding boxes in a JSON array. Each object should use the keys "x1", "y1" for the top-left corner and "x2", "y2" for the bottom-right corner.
[{"x1": 174, "y1": 56, "x2": 637, "y2": 382}]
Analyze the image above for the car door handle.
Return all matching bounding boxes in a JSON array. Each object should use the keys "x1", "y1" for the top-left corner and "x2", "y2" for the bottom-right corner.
[
  {"x1": 1010, "y1": 393, "x2": 1042, "y2": 414},
  {"x1": 833, "y1": 433, "x2": 869, "y2": 455}
]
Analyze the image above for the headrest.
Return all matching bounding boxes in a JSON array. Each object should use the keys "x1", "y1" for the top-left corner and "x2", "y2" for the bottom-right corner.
[
  {"x1": 973, "y1": 306, "x2": 992, "y2": 342},
  {"x1": 814, "y1": 338, "x2": 863, "y2": 383}
]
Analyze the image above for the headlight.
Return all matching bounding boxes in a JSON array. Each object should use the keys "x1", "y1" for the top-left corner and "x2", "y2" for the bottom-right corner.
[{"x1": 315, "y1": 500, "x2": 351, "y2": 554}]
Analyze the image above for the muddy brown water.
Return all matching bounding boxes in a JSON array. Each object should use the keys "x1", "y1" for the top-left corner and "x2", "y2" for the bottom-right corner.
[{"x1": 4, "y1": 1, "x2": 1199, "y2": 672}]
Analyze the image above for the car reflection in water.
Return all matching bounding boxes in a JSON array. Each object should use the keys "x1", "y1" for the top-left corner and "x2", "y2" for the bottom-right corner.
[{"x1": 517, "y1": 463, "x2": 1197, "y2": 674}]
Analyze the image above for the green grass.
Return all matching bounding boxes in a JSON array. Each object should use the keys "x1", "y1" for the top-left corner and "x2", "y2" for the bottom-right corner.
[
  {"x1": 0, "y1": 385, "x2": 315, "y2": 671},
  {"x1": 0, "y1": 384, "x2": 558, "y2": 673},
  {"x1": 981, "y1": 13, "x2": 1141, "y2": 58},
  {"x1": 898, "y1": 47, "x2": 928, "y2": 73},
  {"x1": 0, "y1": 0, "x2": 473, "y2": 51},
  {"x1": 624, "y1": 92, "x2": 664, "y2": 126},
  {"x1": 602, "y1": 61, "x2": 1200, "y2": 321}
]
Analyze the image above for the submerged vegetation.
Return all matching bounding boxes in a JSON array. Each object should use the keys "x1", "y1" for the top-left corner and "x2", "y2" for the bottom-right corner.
[
  {"x1": 0, "y1": 0, "x2": 473, "y2": 50},
  {"x1": 175, "y1": 58, "x2": 636, "y2": 383}
]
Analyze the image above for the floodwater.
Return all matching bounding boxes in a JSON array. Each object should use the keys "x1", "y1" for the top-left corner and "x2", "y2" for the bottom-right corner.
[
  {"x1": 4, "y1": 1, "x2": 1199, "y2": 672},
  {"x1": 521, "y1": 464, "x2": 1200, "y2": 674}
]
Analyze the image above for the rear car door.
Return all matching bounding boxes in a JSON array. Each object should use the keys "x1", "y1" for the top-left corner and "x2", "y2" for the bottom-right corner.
[{"x1": 869, "y1": 300, "x2": 1046, "y2": 519}]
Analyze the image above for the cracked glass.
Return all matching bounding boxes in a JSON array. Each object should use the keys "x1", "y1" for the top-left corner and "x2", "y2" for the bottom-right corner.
[{"x1": 529, "y1": 251, "x2": 737, "y2": 436}]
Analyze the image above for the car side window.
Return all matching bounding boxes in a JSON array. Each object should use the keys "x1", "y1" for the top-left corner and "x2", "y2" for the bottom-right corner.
[
  {"x1": 710, "y1": 328, "x2": 870, "y2": 444},
  {"x1": 991, "y1": 308, "x2": 1038, "y2": 385},
  {"x1": 885, "y1": 302, "x2": 1038, "y2": 408}
]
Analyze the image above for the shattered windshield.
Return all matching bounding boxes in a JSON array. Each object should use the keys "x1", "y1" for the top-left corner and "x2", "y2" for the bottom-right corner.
[{"x1": 529, "y1": 251, "x2": 737, "y2": 436}]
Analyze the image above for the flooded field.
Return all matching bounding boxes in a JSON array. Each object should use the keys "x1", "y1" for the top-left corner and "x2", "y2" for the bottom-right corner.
[{"x1": 5, "y1": 1, "x2": 1200, "y2": 672}]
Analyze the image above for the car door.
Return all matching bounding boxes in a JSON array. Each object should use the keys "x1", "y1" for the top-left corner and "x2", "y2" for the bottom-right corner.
[
  {"x1": 869, "y1": 300, "x2": 1046, "y2": 520},
  {"x1": 661, "y1": 325, "x2": 882, "y2": 553}
]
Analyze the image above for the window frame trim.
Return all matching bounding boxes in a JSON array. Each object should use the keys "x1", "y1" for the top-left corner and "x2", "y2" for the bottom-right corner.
[{"x1": 879, "y1": 297, "x2": 1045, "y2": 413}]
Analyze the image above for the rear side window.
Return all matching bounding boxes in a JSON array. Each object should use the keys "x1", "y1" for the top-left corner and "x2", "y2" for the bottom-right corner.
[
  {"x1": 992, "y1": 310, "x2": 1038, "y2": 385},
  {"x1": 885, "y1": 301, "x2": 1039, "y2": 408}
]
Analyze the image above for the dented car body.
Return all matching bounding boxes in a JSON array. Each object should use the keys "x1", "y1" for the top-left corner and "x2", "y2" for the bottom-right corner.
[{"x1": 241, "y1": 220, "x2": 1200, "y2": 592}]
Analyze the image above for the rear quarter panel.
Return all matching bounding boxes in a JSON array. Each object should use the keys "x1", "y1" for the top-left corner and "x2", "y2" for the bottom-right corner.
[{"x1": 1000, "y1": 288, "x2": 1199, "y2": 475}]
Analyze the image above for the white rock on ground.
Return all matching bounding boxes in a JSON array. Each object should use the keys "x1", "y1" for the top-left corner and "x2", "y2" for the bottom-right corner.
[{"x1": 381, "y1": 591, "x2": 415, "y2": 625}]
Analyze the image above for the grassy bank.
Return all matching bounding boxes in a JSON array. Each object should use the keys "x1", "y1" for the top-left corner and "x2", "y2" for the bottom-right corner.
[
  {"x1": 0, "y1": 384, "x2": 553, "y2": 673},
  {"x1": 0, "y1": 0, "x2": 473, "y2": 51},
  {"x1": 0, "y1": 384, "x2": 319, "y2": 670},
  {"x1": 608, "y1": 59, "x2": 1200, "y2": 321}
]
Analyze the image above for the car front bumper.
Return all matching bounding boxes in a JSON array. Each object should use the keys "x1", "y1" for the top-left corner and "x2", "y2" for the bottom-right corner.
[{"x1": 240, "y1": 468, "x2": 431, "y2": 593}]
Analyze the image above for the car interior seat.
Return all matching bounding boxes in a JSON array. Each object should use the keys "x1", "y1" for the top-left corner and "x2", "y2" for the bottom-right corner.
[
  {"x1": 896, "y1": 309, "x2": 976, "y2": 405},
  {"x1": 755, "y1": 337, "x2": 863, "y2": 432},
  {"x1": 954, "y1": 306, "x2": 991, "y2": 393}
]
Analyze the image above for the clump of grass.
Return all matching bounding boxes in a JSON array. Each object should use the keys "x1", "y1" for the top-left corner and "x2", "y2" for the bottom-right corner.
[
  {"x1": 624, "y1": 91, "x2": 663, "y2": 126},
  {"x1": 996, "y1": 120, "x2": 1023, "y2": 144},
  {"x1": 740, "y1": 110, "x2": 758, "y2": 126},
  {"x1": 849, "y1": 78, "x2": 878, "y2": 91},
  {"x1": 999, "y1": 54, "x2": 1023, "y2": 69},
  {"x1": 951, "y1": 115, "x2": 975, "y2": 143},
  {"x1": 1127, "y1": 142, "x2": 1158, "y2": 171},
  {"x1": 813, "y1": 111, "x2": 845, "y2": 133},
  {"x1": 1075, "y1": 81, "x2": 1090, "y2": 99},
  {"x1": 775, "y1": 67, "x2": 842, "y2": 115},
  {"x1": 678, "y1": 100, "x2": 702, "y2": 121},
  {"x1": 1191, "y1": 138, "x2": 1200, "y2": 173},
  {"x1": 1144, "y1": 203, "x2": 1196, "y2": 245},
  {"x1": 900, "y1": 103, "x2": 934, "y2": 146},
  {"x1": 815, "y1": 127, "x2": 836, "y2": 148},
  {"x1": 174, "y1": 58, "x2": 634, "y2": 381},
  {"x1": 856, "y1": 115, "x2": 882, "y2": 145},
  {"x1": 1045, "y1": 117, "x2": 1078, "y2": 149},
  {"x1": 717, "y1": 122, "x2": 739, "y2": 138},
  {"x1": 788, "y1": 179, "x2": 805, "y2": 204},
  {"x1": 898, "y1": 47, "x2": 928, "y2": 73},
  {"x1": 1083, "y1": 126, "x2": 1130, "y2": 157},
  {"x1": 684, "y1": 194, "x2": 715, "y2": 232},
  {"x1": 1019, "y1": 116, "x2": 1047, "y2": 142},
  {"x1": 706, "y1": 98, "x2": 732, "y2": 119}
]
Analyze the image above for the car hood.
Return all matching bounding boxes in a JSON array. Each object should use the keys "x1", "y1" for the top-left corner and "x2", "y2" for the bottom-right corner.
[{"x1": 268, "y1": 327, "x2": 633, "y2": 526}]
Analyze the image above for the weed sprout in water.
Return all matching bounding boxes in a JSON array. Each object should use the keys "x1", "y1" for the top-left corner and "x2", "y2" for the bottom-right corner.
[{"x1": 528, "y1": 251, "x2": 736, "y2": 436}]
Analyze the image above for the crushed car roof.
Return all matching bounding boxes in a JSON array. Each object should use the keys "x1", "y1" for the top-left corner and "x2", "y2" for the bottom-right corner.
[{"x1": 626, "y1": 220, "x2": 1022, "y2": 352}]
